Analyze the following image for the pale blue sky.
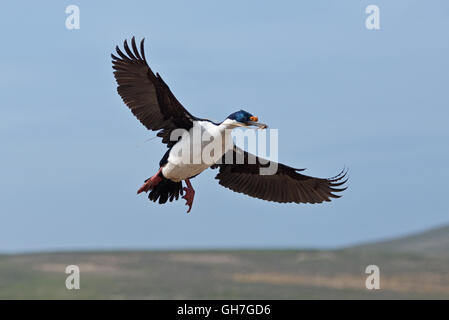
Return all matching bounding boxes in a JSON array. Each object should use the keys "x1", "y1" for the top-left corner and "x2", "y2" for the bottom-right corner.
[{"x1": 1, "y1": 1, "x2": 448, "y2": 252}]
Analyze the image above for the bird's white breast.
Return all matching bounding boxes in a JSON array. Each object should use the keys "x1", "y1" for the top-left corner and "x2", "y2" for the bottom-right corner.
[{"x1": 162, "y1": 121, "x2": 233, "y2": 182}]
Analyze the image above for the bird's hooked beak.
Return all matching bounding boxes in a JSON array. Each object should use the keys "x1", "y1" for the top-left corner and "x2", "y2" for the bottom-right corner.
[{"x1": 246, "y1": 116, "x2": 268, "y2": 129}]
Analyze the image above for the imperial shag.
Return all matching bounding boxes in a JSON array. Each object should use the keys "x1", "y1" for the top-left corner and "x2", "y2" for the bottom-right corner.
[{"x1": 112, "y1": 37, "x2": 347, "y2": 213}]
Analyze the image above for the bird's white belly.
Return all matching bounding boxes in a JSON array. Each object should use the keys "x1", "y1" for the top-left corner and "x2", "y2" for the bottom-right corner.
[
  {"x1": 161, "y1": 121, "x2": 233, "y2": 182},
  {"x1": 162, "y1": 162, "x2": 211, "y2": 182}
]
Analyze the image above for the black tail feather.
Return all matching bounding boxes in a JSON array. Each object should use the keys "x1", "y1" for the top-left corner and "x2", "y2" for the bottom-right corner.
[{"x1": 148, "y1": 177, "x2": 183, "y2": 204}]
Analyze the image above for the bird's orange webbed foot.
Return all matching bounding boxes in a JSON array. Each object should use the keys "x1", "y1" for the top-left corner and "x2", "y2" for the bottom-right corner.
[
  {"x1": 137, "y1": 168, "x2": 163, "y2": 194},
  {"x1": 182, "y1": 179, "x2": 195, "y2": 213}
]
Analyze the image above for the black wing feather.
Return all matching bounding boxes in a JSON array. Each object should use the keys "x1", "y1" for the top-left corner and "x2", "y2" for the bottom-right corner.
[
  {"x1": 112, "y1": 37, "x2": 196, "y2": 147},
  {"x1": 213, "y1": 146, "x2": 348, "y2": 204}
]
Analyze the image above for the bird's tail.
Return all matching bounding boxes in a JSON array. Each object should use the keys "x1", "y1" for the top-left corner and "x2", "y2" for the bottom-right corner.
[{"x1": 148, "y1": 176, "x2": 183, "y2": 204}]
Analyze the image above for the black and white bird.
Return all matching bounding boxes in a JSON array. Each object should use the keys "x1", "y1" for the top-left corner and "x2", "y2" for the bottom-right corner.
[{"x1": 112, "y1": 37, "x2": 347, "y2": 213}]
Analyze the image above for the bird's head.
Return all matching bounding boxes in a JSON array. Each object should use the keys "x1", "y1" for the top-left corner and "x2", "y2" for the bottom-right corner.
[{"x1": 223, "y1": 110, "x2": 268, "y2": 129}]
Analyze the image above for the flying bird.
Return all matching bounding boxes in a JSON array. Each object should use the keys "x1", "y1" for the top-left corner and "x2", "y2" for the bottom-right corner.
[{"x1": 112, "y1": 37, "x2": 347, "y2": 213}]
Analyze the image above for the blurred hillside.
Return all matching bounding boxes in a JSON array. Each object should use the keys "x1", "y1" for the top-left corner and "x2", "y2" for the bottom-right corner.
[
  {"x1": 352, "y1": 225, "x2": 449, "y2": 257},
  {"x1": 1, "y1": 225, "x2": 449, "y2": 299}
]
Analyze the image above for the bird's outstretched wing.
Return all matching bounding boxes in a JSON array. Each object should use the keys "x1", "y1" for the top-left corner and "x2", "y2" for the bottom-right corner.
[
  {"x1": 112, "y1": 37, "x2": 197, "y2": 147},
  {"x1": 213, "y1": 146, "x2": 347, "y2": 204}
]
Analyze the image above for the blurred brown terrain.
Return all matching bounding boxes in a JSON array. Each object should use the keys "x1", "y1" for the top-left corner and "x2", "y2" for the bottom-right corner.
[{"x1": 1, "y1": 225, "x2": 449, "y2": 299}]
